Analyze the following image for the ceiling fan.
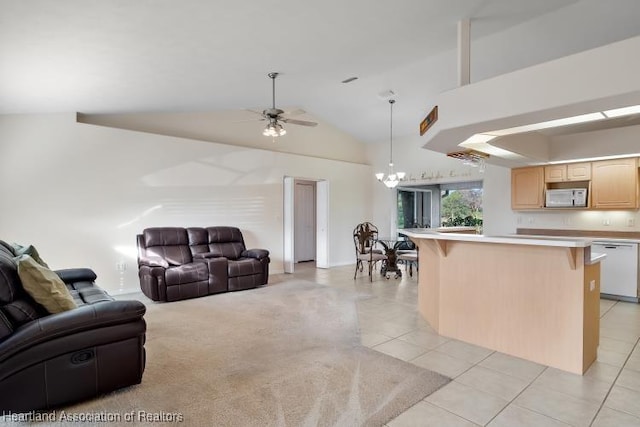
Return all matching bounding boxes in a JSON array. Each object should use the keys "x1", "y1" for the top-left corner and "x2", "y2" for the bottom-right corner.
[{"x1": 247, "y1": 72, "x2": 318, "y2": 138}]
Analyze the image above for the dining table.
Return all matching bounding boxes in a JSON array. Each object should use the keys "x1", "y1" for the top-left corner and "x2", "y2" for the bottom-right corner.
[{"x1": 375, "y1": 237, "x2": 403, "y2": 279}]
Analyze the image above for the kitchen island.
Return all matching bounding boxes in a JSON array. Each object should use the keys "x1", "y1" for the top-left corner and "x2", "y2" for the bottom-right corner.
[{"x1": 401, "y1": 229, "x2": 604, "y2": 375}]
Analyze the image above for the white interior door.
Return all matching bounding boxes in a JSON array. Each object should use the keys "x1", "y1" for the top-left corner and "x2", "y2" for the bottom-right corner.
[{"x1": 294, "y1": 182, "x2": 315, "y2": 262}]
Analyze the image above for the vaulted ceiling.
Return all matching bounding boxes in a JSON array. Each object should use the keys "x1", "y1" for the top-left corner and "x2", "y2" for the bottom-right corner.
[{"x1": 2, "y1": 0, "x2": 640, "y2": 146}]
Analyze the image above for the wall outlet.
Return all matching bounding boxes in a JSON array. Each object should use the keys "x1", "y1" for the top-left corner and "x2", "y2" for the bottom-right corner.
[
  {"x1": 628, "y1": 218, "x2": 636, "y2": 227},
  {"x1": 603, "y1": 218, "x2": 611, "y2": 226},
  {"x1": 527, "y1": 217, "x2": 534, "y2": 224},
  {"x1": 116, "y1": 262, "x2": 127, "y2": 272}
]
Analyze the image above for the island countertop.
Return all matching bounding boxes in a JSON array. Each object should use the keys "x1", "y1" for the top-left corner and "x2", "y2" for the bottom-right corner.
[
  {"x1": 400, "y1": 228, "x2": 593, "y2": 248},
  {"x1": 404, "y1": 226, "x2": 603, "y2": 374}
]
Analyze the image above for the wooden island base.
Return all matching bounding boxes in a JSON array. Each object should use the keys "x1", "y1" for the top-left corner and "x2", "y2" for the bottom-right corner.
[{"x1": 403, "y1": 230, "x2": 601, "y2": 375}]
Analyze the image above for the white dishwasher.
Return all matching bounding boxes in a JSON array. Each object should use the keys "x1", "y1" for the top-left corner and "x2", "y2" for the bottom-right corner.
[{"x1": 592, "y1": 241, "x2": 639, "y2": 302}]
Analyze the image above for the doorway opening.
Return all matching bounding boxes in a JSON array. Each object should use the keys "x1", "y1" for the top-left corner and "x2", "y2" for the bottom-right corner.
[
  {"x1": 294, "y1": 180, "x2": 316, "y2": 264},
  {"x1": 283, "y1": 177, "x2": 329, "y2": 273}
]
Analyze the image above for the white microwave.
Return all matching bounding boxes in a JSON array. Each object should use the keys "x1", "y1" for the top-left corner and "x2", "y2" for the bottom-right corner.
[{"x1": 545, "y1": 188, "x2": 588, "y2": 208}]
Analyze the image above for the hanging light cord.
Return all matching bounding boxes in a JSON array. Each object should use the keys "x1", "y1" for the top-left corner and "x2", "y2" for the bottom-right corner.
[{"x1": 389, "y1": 99, "x2": 395, "y2": 165}]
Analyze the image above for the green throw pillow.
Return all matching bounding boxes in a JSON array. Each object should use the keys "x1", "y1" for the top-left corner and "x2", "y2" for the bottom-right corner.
[
  {"x1": 11, "y1": 243, "x2": 49, "y2": 268},
  {"x1": 17, "y1": 255, "x2": 77, "y2": 314}
]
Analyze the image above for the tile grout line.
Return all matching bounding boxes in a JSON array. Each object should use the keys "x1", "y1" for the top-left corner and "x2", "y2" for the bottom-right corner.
[
  {"x1": 588, "y1": 334, "x2": 640, "y2": 426},
  {"x1": 480, "y1": 365, "x2": 550, "y2": 426},
  {"x1": 414, "y1": 351, "x2": 498, "y2": 426},
  {"x1": 469, "y1": 301, "x2": 639, "y2": 426},
  {"x1": 599, "y1": 299, "x2": 618, "y2": 318}
]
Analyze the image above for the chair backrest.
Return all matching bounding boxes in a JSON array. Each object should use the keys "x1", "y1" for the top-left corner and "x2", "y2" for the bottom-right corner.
[
  {"x1": 187, "y1": 227, "x2": 247, "y2": 260},
  {"x1": 395, "y1": 236, "x2": 416, "y2": 251},
  {"x1": 353, "y1": 222, "x2": 379, "y2": 255},
  {"x1": 139, "y1": 228, "x2": 193, "y2": 266}
]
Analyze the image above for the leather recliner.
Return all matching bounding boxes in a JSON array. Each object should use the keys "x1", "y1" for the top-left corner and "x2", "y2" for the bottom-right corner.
[
  {"x1": 137, "y1": 226, "x2": 270, "y2": 302},
  {"x1": 0, "y1": 241, "x2": 146, "y2": 413}
]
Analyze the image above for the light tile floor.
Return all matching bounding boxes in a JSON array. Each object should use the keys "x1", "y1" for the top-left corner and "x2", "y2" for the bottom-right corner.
[{"x1": 276, "y1": 262, "x2": 640, "y2": 427}]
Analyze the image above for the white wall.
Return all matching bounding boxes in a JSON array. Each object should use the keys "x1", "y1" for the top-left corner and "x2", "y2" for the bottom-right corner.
[
  {"x1": 0, "y1": 114, "x2": 372, "y2": 294},
  {"x1": 471, "y1": 0, "x2": 640, "y2": 84}
]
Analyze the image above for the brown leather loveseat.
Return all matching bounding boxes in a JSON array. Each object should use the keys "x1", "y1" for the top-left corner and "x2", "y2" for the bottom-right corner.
[
  {"x1": 0, "y1": 241, "x2": 146, "y2": 413},
  {"x1": 136, "y1": 227, "x2": 270, "y2": 302}
]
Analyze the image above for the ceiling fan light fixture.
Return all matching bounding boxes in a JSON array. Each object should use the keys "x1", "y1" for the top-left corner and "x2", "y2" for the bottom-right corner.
[
  {"x1": 253, "y1": 72, "x2": 318, "y2": 139},
  {"x1": 263, "y1": 121, "x2": 286, "y2": 137}
]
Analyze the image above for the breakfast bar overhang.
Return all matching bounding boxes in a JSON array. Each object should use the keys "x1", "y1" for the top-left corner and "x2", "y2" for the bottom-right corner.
[{"x1": 401, "y1": 230, "x2": 605, "y2": 375}]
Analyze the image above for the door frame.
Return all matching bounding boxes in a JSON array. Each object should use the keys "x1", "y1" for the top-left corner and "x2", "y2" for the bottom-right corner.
[{"x1": 284, "y1": 176, "x2": 329, "y2": 273}]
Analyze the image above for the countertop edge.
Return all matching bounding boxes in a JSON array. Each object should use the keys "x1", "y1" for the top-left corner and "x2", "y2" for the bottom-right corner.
[
  {"x1": 400, "y1": 229, "x2": 592, "y2": 248},
  {"x1": 588, "y1": 252, "x2": 607, "y2": 264}
]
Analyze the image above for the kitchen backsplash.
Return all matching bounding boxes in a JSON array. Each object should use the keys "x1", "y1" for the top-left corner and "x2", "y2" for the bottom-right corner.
[{"x1": 516, "y1": 210, "x2": 640, "y2": 232}]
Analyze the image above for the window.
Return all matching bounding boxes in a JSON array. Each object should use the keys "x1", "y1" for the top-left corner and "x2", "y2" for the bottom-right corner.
[
  {"x1": 397, "y1": 181, "x2": 482, "y2": 230},
  {"x1": 440, "y1": 181, "x2": 483, "y2": 228},
  {"x1": 397, "y1": 189, "x2": 433, "y2": 228}
]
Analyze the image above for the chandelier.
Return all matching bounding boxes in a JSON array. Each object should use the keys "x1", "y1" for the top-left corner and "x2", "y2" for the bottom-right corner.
[{"x1": 376, "y1": 99, "x2": 405, "y2": 188}]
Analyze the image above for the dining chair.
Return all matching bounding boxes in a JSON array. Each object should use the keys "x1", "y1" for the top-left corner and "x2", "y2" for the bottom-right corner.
[
  {"x1": 396, "y1": 237, "x2": 418, "y2": 277},
  {"x1": 353, "y1": 222, "x2": 387, "y2": 281}
]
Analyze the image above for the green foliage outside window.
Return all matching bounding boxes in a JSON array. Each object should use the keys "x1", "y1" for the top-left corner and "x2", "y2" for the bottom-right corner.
[{"x1": 441, "y1": 189, "x2": 483, "y2": 228}]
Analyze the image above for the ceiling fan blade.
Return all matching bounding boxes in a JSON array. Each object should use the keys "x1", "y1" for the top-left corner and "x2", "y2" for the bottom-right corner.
[
  {"x1": 245, "y1": 109, "x2": 266, "y2": 117},
  {"x1": 283, "y1": 108, "x2": 306, "y2": 117},
  {"x1": 281, "y1": 118, "x2": 318, "y2": 127},
  {"x1": 232, "y1": 117, "x2": 266, "y2": 123}
]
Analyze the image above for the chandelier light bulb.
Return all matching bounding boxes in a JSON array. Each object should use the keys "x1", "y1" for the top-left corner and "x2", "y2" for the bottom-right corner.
[{"x1": 384, "y1": 177, "x2": 399, "y2": 188}]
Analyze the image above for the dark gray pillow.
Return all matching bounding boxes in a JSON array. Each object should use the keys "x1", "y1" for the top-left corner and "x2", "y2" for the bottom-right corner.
[{"x1": 11, "y1": 243, "x2": 49, "y2": 268}]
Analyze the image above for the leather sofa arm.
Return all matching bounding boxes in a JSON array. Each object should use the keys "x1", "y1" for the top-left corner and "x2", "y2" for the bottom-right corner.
[
  {"x1": 0, "y1": 300, "x2": 146, "y2": 363},
  {"x1": 242, "y1": 249, "x2": 269, "y2": 260},
  {"x1": 138, "y1": 255, "x2": 169, "y2": 268},
  {"x1": 55, "y1": 268, "x2": 98, "y2": 284}
]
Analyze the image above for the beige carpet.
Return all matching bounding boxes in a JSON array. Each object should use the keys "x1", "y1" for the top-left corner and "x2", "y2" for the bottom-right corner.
[{"x1": 35, "y1": 281, "x2": 450, "y2": 426}]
